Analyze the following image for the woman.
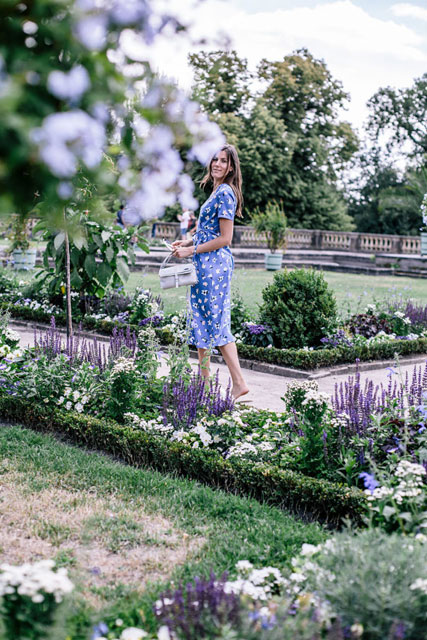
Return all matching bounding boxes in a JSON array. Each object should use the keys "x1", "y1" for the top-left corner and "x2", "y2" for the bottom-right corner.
[{"x1": 172, "y1": 144, "x2": 249, "y2": 400}]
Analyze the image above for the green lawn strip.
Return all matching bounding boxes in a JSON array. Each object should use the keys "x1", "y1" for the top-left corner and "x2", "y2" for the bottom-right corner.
[
  {"x1": 0, "y1": 423, "x2": 326, "y2": 631},
  {"x1": 0, "y1": 396, "x2": 366, "y2": 526},
  {"x1": 129, "y1": 269, "x2": 427, "y2": 316}
]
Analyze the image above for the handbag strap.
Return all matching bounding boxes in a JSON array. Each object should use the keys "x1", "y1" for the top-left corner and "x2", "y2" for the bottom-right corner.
[{"x1": 160, "y1": 252, "x2": 193, "y2": 269}]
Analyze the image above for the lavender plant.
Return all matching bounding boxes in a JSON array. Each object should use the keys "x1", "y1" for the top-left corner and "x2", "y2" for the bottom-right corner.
[
  {"x1": 34, "y1": 318, "x2": 137, "y2": 372},
  {"x1": 162, "y1": 370, "x2": 234, "y2": 429},
  {"x1": 154, "y1": 572, "x2": 241, "y2": 640}
]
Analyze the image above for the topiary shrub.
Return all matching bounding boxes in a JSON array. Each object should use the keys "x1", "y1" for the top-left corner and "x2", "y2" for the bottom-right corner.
[{"x1": 258, "y1": 268, "x2": 337, "y2": 349}]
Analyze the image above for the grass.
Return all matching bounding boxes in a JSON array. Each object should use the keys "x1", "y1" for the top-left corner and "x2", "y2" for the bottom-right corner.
[
  {"x1": 0, "y1": 423, "x2": 326, "y2": 631},
  {"x1": 127, "y1": 269, "x2": 427, "y2": 317}
]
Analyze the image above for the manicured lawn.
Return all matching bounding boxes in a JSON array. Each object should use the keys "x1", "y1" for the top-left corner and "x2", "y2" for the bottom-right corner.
[
  {"x1": 0, "y1": 424, "x2": 325, "y2": 622},
  {"x1": 127, "y1": 269, "x2": 427, "y2": 318}
]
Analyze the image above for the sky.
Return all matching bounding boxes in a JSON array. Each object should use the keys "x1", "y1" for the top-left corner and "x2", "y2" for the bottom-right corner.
[{"x1": 134, "y1": 0, "x2": 427, "y2": 132}]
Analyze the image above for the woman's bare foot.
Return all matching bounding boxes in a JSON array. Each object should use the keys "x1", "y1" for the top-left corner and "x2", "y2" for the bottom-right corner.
[{"x1": 232, "y1": 383, "x2": 249, "y2": 400}]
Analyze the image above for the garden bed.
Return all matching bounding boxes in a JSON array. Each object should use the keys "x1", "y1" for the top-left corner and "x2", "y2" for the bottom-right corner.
[
  {"x1": 2, "y1": 300, "x2": 427, "y2": 372},
  {"x1": 0, "y1": 396, "x2": 366, "y2": 526}
]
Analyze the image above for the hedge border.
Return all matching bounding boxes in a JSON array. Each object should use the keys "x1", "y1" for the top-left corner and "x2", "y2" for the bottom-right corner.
[
  {"x1": 4, "y1": 300, "x2": 427, "y2": 371},
  {"x1": 0, "y1": 396, "x2": 366, "y2": 527}
]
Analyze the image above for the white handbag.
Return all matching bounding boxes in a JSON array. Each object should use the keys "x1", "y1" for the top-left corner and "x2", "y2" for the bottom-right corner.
[{"x1": 159, "y1": 252, "x2": 198, "y2": 289}]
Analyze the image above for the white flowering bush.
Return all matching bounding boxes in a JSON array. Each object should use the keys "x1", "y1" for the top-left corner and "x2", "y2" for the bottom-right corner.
[
  {"x1": 361, "y1": 459, "x2": 427, "y2": 534},
  {"x1": 91, "y1": 620, "x2": 172, "y2": 640},
  {"x1": 224, "y1": 560, "x2": 287, "y2": 601},
  {"x1": 162, "y1": 310, "x2": 188, "y2": 344},
  {"x1": 0, "y1": 559, "x2": 73, "y2": 640},
  {"x1": 0, "y1": 324, "x2": 22, "y2": 362},
  {"x1": 1, "y1": 0, "x2": 224, "y2": 227}
]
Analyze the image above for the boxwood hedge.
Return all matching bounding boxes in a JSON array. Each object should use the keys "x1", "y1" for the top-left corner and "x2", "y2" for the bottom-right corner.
[{"x1": 0, "y1": 395, "x2": 366, "y2": 527}]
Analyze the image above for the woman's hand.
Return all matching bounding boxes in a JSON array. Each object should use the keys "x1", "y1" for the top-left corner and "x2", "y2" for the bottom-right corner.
[
  {"x1": 171, "y1": 240, "x2": 183, "y2": 248},
  {"x1": 172, "y1": 245, "x2": 194, "y2": 259}
]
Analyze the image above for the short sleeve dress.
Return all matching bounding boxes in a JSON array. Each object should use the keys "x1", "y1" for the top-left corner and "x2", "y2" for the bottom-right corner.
[{"x1": 188, "y1": 183, "x2": 236, "y2": 349}]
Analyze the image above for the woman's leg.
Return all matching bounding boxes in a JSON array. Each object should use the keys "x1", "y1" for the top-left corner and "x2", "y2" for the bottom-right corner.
[
  {"x1": 218, "y1": 342, "x2": 249, "y2": 400},
  {"x1": 197, "y1": 348, "x2": 210, "y2": 380}
]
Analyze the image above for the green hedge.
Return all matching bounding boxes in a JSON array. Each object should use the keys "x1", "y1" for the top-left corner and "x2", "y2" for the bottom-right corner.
[
  {"x1": 0, "y1": 395, "x2": 366, "y2": 527},
  {"x1": 237, "y1": 338, "x2": 427, "y2": 370},
  {"x1": 3, "y1": 300, "x2": 426, "y2": 370}
]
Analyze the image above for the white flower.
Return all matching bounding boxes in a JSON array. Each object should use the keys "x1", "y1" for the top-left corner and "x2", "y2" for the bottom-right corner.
[
  {"x1": 120, "y1": 628, "x2": 148, "y2": 640},
  {"x1": 74, "y1": 14, "x2": 108, "y2": 50},
  {"x1": 31, "y1": 110, "x2": 106, "y2": 178},
  {"x1": 410, "y1": 578, "x2": 427, "y2": 595},
  {"x1": 157, "y1": 627, "x2": 171, "y2": 640},
  {"x1": 65, "y1": 402, "x2": 72, "y2": 411},
  {"x1": 47, "y1": 65, "x2": 91, "y2": 102},
  {"x1": 75, "y1": 402, "x2": 84, "y2": 413}
]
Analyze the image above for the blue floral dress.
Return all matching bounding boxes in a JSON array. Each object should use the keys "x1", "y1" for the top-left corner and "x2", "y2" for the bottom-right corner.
[{"x1": 188, "y1": 183, "x2": 236, "y2": 348}]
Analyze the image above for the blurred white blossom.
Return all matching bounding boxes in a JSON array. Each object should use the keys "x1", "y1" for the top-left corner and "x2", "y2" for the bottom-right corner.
[
  {"x1": 31, "y1": 110, "x2": 105, "y2": 178},
  {"x1": 47, "y1": 65, "x2": 91, "y2": 102}
]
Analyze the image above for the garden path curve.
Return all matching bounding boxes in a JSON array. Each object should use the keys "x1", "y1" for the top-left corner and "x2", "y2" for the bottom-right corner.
[{"x1": 11, "y1": 322, "x2": 427, "y2": 413}]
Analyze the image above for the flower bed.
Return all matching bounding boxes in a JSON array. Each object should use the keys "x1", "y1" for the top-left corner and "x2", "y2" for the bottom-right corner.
[
  {"x1": 1, "y1": 267, "x2": 427, "y2": 371},
  {"x1": 1, "y1": 314, "x2": 427, "y2": 529}
]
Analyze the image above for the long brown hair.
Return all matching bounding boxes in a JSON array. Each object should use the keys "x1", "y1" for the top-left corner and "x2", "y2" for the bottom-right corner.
[{"x1": 200, "y1": 144, "x2": 243, "y2": 218}]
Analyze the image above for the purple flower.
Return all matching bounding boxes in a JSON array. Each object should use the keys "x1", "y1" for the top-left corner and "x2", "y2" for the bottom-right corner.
[
  {"x1": 91, "y1": 622, "x2": 108, "y2": 640},
  {"x1": 359, "y1": 472, "x2": 379, "y2": 494}
]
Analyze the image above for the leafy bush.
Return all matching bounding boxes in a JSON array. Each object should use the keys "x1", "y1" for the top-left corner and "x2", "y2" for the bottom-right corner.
[
  {"x1": 250, "y1": 201, "x2": 287, "y2": 253},
  {"x1": 299, "y1": 530, "x2": 427, "y2": 640},
  {"x1": 230, "y1": 290, "x2": 252, "y2": 335},
  {"x1": 346, "y1": 311, "x2": 392, "y2": 338},
  {"x1": 259, "y1": 269, "x2": 337, "y2": 349},
  {"x1": 238, "y1": 322, "x2": 273, "y2": 348}
]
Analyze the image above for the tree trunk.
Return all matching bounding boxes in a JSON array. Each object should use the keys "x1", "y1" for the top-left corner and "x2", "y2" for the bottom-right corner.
[{"x1": 64, "y1": 211, "x2": 73, "y2": 339}]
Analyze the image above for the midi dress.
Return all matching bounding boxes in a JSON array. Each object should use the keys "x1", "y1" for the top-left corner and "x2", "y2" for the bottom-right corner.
[{"x1": 188, "y1": 183, "x2": 236, "y2": 349}]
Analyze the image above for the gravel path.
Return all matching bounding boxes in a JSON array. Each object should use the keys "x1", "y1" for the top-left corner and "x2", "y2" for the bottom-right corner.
[{"x1": 11, "y1": 322, "x2": 427, "y2": 413}]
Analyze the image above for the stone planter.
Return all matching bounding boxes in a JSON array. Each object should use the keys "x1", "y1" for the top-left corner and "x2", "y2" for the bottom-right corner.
[
  {"x1": 421, "y1": 232, "x2": 427, "y2": 256},
  {"x1": 12, "y1": 248, "x2": 37, "y2": 271},
  {"x1": 264, "y1": 251, "x2": 283, "y2": 271}
]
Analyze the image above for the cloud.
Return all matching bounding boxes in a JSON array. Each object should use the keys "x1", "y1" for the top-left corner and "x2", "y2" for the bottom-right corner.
[
  {"x1": 138, "y1": 0, "x2": 427, "y2": 129},
  {"x1": 391, "y1": 3, "x2": 427, "y2": 22}
]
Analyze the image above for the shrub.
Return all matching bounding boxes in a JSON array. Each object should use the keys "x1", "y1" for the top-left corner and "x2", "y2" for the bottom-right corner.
[
  {"x1": 299, "y1": 530, "x2": 427, "y2": 640},
  {"x1": 259, "y1": 269, "x2": 337, "y2": 349},
  {"x1": 230, "y1": 290, "x2": 252, "y2": 335},
  {"x1": 250, "y1": 201, "x2": 287, "y2": 253},
  {"x1": 346, "y1": 311, "x2": 392, "y2": 338}
]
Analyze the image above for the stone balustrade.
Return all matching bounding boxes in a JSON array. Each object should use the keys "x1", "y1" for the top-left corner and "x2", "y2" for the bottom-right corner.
[{"x1": 154, "y1": 222, "x2": 421, "y2": 255}]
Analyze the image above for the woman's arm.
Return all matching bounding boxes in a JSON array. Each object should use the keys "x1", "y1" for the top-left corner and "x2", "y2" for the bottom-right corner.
[
  {"x1": 173, "y1": 219, "x2": 233, "y2": 258},
  {"x1": 171, "y1": 237, "x2": 194, "y2": 249}
]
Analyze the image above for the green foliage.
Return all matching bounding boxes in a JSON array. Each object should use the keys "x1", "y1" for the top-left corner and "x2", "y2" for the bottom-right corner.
[
  {"x1": 367, "y1": 73, "x2": 427, "y2": 159},
  {"x1": 34, "y1": 209, "x2": 148, "y2": 300},
  {"x1": 250, "y1": 202, "x2": 287, "y2": 253},
  {"x1": 189, "y1": 50, "x2": 252, "y2": 115},
  {"x1": 0, "y1": 0, "x2": 124, "y2": 217},
  {"x1": 230, "y1": 290, "x2": 252, "y2": 335},
  {"x1": 0, "y1": 395, "x2": 366, "y2": 526},
  {"x1": 236, "y1": 335, "x2": 427, "y2": 369},
  {"x1": 304, "y1": 529, "x2": 427, "y2": 639},
  {"x1": 259, "y1": 269, "x2": 338, "y2": 349},
  {"x1": 189, "y1": 49, "x2": 357, "y2": 227},
  {"x1": 6, "y1": 215, "x2": 31, "y2": 252}
]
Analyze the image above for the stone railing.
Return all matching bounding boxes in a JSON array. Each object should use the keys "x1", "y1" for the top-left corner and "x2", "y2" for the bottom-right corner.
[{"x1": 154, "y1": 223, "x2": 421, "y2": 255}]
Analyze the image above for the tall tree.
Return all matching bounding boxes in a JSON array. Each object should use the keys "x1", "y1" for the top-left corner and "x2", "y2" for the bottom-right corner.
[
  {"x1": 189, "y1": 49, "x2": 357, "y2": 229},
  {"x1": 367, "y1": 74, "x2": 427, "y2": 160},
  {"x1": 188, "y1": 50, "x2": 253, "y2": 115}
]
